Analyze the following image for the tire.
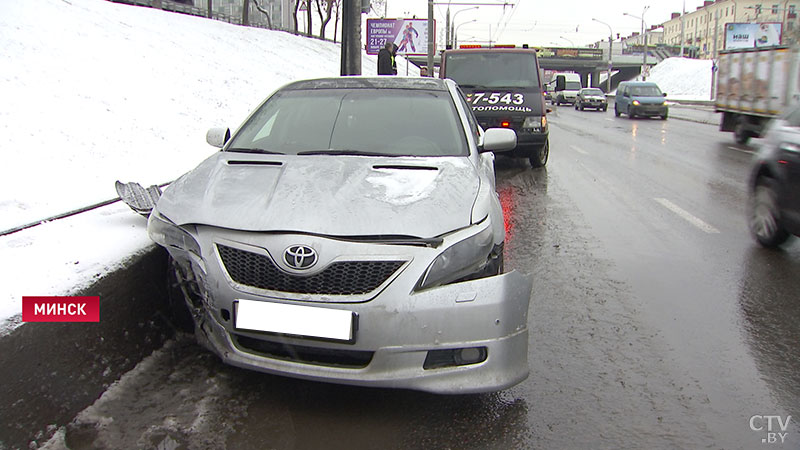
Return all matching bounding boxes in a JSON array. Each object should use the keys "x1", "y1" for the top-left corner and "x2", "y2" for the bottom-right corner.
[
  {"x1": 602, "y1": 106, "x2": 608, "y2": 112},
  {"x1": 574, "y1": 103, "x2": 579, "y2": 110},
  {"x1": 749, "y1": 177, "x2": 791, "y2": 247},
  {"x1": 661, "y1": 112, "x2": 668, "y2": 120},
  {"x1": 614, "y1": 105, "x2": 620, "y2": 117},
  {"x1": 735, "y1": 120, "x2": 750, "y2": 144},
  {"x1": 628, "y1": 106, "x2": 635, "y2": 119},
  {"x1": 580, "y1": 105, "x2": 584, "y2": 111},
  {"x1": 529, "y1": 139, "x2": 549, "y2": 168}
]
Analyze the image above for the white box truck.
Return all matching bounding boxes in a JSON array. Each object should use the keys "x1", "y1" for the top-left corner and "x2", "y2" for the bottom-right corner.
[{"x1": 716, "y1": 46, "x2": 800, "y2": 144}]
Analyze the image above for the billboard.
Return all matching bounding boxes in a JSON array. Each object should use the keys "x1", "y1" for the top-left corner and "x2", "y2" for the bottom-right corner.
[
  {"x1": 724, "y1": 23, "x2": 782, "y2": 49},
  {"x1": 366, "y1": 19, "x2": 431, "y2": 56}
]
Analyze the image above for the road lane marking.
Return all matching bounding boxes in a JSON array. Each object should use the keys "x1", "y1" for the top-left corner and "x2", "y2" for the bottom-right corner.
[
  {"x1": 570, "y1": 145, "x2": 588, "y2": 155},
  {"x1": 654, "y1": 198, "x2": 721, "y2": 234},
  {"x1": 727, "y1": 146, "x2": 755, "y2": 155}
]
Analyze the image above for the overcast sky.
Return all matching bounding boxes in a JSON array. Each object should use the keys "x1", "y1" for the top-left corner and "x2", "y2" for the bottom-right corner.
[{"x1": 379, "y1": 0, "x2": 708, "y2": 47}]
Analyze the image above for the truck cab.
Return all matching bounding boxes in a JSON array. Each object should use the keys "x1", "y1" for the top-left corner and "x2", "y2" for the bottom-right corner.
[{"x1": 440, "y1": 47, "x2": 550, "y2": 167}]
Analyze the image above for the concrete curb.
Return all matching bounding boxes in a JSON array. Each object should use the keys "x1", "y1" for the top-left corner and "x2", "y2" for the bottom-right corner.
[{"x1": 0, "y1": 247, "x2": 172, "y2": 449}]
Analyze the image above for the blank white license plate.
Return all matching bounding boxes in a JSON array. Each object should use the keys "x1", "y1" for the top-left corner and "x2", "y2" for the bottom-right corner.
[{"x1": 235, "y1": 299, "x2": 355, "y2": 341}]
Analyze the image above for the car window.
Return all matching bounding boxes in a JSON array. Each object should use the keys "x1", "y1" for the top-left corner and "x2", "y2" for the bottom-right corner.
[
  {"x1": 455, "y1": 87, "x2": 480, "y2": 141},
  {"x1": 629, "y1": 86, "x2": 663, "y2": 96},
  {"x1": 582, "y1": 89, "x2": 603, "y2": 96},
  {"x1": 444, "y1": 52, "x2": 540, "y2": 89},
  {"x1": 228, "y1": 88, "x2": 468, "y2": 157}
]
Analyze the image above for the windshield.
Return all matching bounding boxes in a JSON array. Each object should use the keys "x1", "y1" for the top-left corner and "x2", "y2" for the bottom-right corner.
[
  {"x1": 444, "y1": 52, "x2": 540, "y2": 89},
  {"x1": 582, "y1": 89, "x2": 604, "y2": 96},
  {"x1": 629, "y1": 86, "x2": 663, "y2": 97},
  {"x1": 227, "y1": 88, "x2": 468, "y2": 157},
  {"x1": 565, "y1": 81, "x2": 582, "y2": 90}
]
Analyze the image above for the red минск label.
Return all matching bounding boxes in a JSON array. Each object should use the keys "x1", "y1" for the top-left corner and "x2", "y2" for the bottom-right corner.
[{"x1": 22, "y1": 296, "x2": 100, "y2": 322}]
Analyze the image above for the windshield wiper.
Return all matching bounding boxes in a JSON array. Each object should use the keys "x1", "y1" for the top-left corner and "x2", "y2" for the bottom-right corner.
[
  {"x1": 226, "y1": 148, "x2": 285, "y2": 155},
  {"x1": 297, "y1": 150, "x2": 391, "y2": 157}
]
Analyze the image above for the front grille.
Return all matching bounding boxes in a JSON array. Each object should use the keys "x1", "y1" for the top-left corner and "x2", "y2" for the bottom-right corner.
[
  {"x1": 217, "y1": 244, "x2": 404, "y2": 295},
  {"x1": 233, "y1": 335, "x2": 374, "y2": 368}
]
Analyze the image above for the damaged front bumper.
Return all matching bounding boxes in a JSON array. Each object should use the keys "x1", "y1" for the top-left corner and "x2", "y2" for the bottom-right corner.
[{"x1": 174, "y1": 248, "x2": 532, "y2": 394}]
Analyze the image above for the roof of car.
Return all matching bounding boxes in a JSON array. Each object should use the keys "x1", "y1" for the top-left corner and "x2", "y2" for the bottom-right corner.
[
  {"x1": 283, "y1": 77, "x2": 450, "y2": 91},
  {"x1": 619, "y1": 81, "x2": 660, "y2": 86}
]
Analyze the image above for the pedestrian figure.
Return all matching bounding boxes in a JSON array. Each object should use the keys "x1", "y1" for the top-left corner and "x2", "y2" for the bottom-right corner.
[
  {"x1": 391, "y1": 43, "x2": 398, "y2": 75},
  {"x1": 377, "y1": 42, "x2": 394, "y2": 75}
]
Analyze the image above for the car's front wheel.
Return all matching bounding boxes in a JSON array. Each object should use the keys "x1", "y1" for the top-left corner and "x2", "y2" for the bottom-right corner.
[
  {"x1": 749, "y1": 177, "x2": 791, "y2": 247},
  {"x1": 529, "y1": 140, "x2": 549, "y2": 168},
  {"x1": 614, "y1": 105, "x2": 620, "y2": 117}
]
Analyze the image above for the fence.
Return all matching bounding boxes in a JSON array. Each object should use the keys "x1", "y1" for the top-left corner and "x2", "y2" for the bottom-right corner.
[{"x1": 108, "y1": 0, "x2": 287, "y2": 31}]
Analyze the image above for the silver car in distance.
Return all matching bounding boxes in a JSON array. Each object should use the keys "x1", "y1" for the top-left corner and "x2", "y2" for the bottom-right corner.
[{"x1": 148, "y1": 77, "x2": 533, "y2": 394}]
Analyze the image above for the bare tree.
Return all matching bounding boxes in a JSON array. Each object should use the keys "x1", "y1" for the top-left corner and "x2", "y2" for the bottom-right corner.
[
  {"x1": 251, "y1": 0, "x2": 273, "y2": 29},
  {"x1": 332, "y1": 0, "x2": 341, "y2": 42},
  {"x1": 306, "y1": 0, "x2": 313, "y2": 37},
  {"x1": 315, "y1": 0, "x2": 335, "y2": 39},
  {"x1": 293, "y1": 0, "x2": 300, "y2": 34}
]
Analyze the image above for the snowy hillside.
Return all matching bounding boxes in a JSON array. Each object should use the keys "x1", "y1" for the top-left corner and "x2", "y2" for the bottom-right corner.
[
  {"x1": 647, "y1": 57, "x2": 714, "y2": 101},
  {"x1": 0, "y1": 0, "x2": 418, "y2": 234}
]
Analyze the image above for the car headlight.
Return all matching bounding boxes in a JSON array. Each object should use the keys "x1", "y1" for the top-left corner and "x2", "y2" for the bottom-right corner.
[
  {"x1": 632, "y1": 100, "x2": 641, "y2": 106},
  {"x1": 416, "y1": 222, "x2": 495, "y2": 290},
  {"x1": 148, "y1": 209, "x2": 202, "y2": 256}
]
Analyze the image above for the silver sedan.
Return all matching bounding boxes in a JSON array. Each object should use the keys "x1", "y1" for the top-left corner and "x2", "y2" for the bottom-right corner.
[{"x1": 148, "y1": 77, "x2": 533, "y2": 394}]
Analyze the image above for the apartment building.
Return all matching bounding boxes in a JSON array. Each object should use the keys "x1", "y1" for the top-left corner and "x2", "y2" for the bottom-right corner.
[{"x1": 662, "y1": 0, "x2": 799, "y2": 59}]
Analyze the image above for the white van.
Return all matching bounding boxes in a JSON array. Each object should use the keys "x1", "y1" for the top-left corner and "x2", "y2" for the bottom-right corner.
[{"x1": 550, "y1": 72, "x2": 582, "y2": 105}]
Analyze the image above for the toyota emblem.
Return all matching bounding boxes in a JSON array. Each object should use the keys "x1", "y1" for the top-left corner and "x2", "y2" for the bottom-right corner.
[{"x1": 284, "y1": 245, "x2": 318, "y2": 270}]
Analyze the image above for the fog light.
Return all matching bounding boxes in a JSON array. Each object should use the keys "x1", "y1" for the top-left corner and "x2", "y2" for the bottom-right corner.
[{"x1": 423, "y1": 347, "x2": 488, "y2": 369}]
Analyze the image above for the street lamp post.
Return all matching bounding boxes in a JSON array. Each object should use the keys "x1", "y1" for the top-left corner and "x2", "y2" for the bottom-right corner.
[
  {"x1": 448, "y1": 6, "x2": 479, "y2": 48},
  {"x1": 559, "y1": 35, "x2": 575, "y2": 46},
  {"x1": 592, "y1": 18, "x2": 613, "y2": 93},
  {"x1": 454, "y1": 19, "x2": 478, "y2": 48},
  {"x1": 624, "y1": 6, "x2": 650, "y2": 81}
]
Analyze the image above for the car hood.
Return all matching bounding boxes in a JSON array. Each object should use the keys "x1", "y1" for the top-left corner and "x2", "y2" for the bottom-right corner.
[{"x1": 156, "y1": 152, "x2": 480, "y2": 238}]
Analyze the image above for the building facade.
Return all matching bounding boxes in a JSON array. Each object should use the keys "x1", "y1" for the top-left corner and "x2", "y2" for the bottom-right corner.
[{"x1": 662, "y1": 0, "x2": 799, "y2": 59}]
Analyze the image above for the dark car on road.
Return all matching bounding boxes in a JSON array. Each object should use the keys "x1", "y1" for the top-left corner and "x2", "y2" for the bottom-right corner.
[
  {"x1": 614, "y1": 81, "x2": 668, "y2": 120},
  {"x1": 748, "y1": 105, "x2": 800, "y2": 247},
  {"x1": 574, "y1": 87, "x2": 608, "y2": 111},
  {"x1": 440, "y1": 47, "x2": 550, "y2": 168}
]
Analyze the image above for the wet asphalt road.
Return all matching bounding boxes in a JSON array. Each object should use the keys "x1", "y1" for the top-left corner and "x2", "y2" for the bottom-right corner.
[{"x1": 43, "y1": 106, "x2": 800, "y2": 450}]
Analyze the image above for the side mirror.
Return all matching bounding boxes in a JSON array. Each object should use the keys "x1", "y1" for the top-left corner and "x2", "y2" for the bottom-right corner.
[
  {"x1": 481, "y1": 128, "x2": 517, "y2": 153},
  {"x1": 206, "y1": 127, "x2": 231, "y2": 148},
  {"x1": 546, "y1": 108, "x2": 553, "y2": 114},
  {"x1": 663, "y1": 92, "x2": 668, "y2": 97}
]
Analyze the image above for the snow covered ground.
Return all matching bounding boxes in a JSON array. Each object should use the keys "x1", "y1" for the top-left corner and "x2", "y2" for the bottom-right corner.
[{"x1": 0, "y1": 0, "x2": 711, "y2": 331}]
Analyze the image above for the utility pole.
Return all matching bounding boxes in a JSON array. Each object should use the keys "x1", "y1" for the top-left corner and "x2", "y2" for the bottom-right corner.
[
  {"x1": 427, "y1": 0, "x2": 434, "y2": 77},
  {"x1": 711, "y1": 10, "x2": 719, "y2": 100},
  {"x1": 242, "y1": 0, "x2": 249, "y2": 26},
  {"x1": 446, "y1": 8, "x2": 450, "y2": 49},
  {"x1": 207, "y1": 0, "x2": 213, "y2": 19},
  {"x1": 680, "y1": 0, "x2": 685, "y2": 56},
  {"x1": 592, "y1": 18, "x2": 613, "y2": 93},
  {"x1": 340, "y1": 0, "x2": 362, "y2": 75}
]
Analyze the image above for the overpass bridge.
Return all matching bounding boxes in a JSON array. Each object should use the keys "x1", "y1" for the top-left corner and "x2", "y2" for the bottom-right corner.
[{"x1": 409, "y1": 46, "x2": 660, "y2": 93}]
